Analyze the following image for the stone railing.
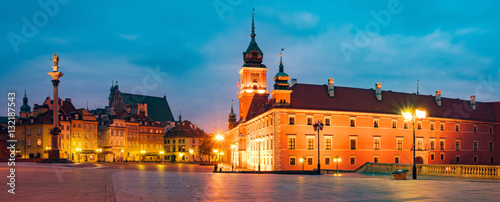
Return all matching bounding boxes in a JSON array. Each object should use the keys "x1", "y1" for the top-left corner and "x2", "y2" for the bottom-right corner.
[{"x1": 356, "y1": 162, "x2": 500, "y2": 179}]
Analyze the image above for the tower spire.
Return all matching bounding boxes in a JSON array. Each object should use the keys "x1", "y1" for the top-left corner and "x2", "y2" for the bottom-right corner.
[
  {"x1": 417, "y1": 80, "x2": 420, "y2": 95},
  {"x1": 231, "y1": 100, "x2": 234, "y2": 113},
  {"x1": 279, "y1": 48, "x2": 284, "y2": 72},
  {"x1": 251, "y1": 8, "x2": 255, "y2": 39}
]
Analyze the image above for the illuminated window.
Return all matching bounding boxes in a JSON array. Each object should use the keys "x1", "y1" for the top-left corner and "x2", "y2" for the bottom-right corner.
[
  {"x1": 85, "y1": 133, "x2": 88, "y2": 139},
  {"x1": 306, "y1": 137, "x2": 314, "y2": 150},
  {"x1": 373, "y1": 137, "x2": 380, "y2": 150},
  {"x1": 397, "y1": 137, "x2": 403, "y2": 150},
  {"x1": 37, "y1": 139, "x2": 42, "y2": 146},
  {"x1": 73, "y1": 133, "x2": 76, "y2": 138},
  {"x1": 27, "y1": 129, "x2": 31, "y2": 136},
  {"x1": 324, "y1": 137, "x2": 332, "y2": 150},
  {"x1": 27, "y1": 139, "x2": 31, "y2": 147},
  {"x1": 288, "y1": 135, "x2": 296, "y2": 150},
  {"x1": 289, "y1": 156, "x2": 296, "y2": 166}
]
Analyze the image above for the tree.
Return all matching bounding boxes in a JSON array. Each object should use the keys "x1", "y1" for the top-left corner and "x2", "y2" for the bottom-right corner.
[{"x1": 198, "y1": 135, "x2": 215, "y2": 163}]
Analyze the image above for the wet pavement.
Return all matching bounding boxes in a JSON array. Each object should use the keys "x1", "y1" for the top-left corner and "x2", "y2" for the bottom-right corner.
[{"x1": 1, "y1": 162, "x2": 499, "y2": 201}]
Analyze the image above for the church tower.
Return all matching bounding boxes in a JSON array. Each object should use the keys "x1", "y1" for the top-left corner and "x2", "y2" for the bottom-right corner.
[
  {"x1": 228, "y1": 100, "x2": 237, "y2": 130},
  {"x1": 270, "y1": 49, "x2": 292, "y2": 107},
  {"x1": 238, "y1": 10, "x2": 269, "y2": 121},
  {"x1": 20, "y1": 90, "x2": 32, "y2": 118}
]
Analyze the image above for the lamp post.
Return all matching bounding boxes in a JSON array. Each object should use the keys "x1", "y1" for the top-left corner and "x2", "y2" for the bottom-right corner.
[
  {"x1": 189, "y1": 149, "x2": 193, "y2": 163},
  {"x1": 215, "y1": 134, "x2": 224, "y2": 165},
  {"x1": 213, "y1": 149, "x2": 218, "y2": 164},
  {"x1": 313, "y1": 121, "x2": 324, "y2": 175},
  {"x1": 97, "y1": 148, "x2": 102, "y2": 162},
  {"x1": 402, "y1": 108, "x2": 426, "y2": 180},
  {"x1": 160, "y1": 151, "x2": 164, "y2": 163},
  {"x1": 179, "y1": 153, "x2": 184, "y2": 162},
  {"x1": 256, "y1": 138, "x2": 263, "y2": 172},
  {"x1": 299, "y1": 157, "x2": 304, "y2": 171},
  {"x1": 140, "y1": 150, "x2": 145, "y2": 162},
  {"x1": 333, "y1": 156, "x2": 341, "y2": 173},
  {"x1": 76, "y1": 148, "x2": 81, "y2": 163},
  {"x1": 230, "y1": 145, "x2": 236, "y2": 171}
]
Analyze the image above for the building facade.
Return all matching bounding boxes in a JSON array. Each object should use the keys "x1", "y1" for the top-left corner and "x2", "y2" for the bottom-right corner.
[
  {"x1": 164, "y1": 120, "x2": 208, "y2": 162},
  {"x1": 224, "y1": 14, "x2": 499, "y2": 171}
]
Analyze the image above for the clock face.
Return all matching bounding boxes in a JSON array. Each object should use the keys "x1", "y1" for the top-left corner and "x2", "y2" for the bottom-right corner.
[{"x1": 251, "y1": 73, "x2": 259, "y2": 83}]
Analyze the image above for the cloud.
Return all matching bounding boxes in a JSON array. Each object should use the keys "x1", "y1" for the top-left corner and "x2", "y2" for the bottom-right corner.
[
  {"x1": 278, "y1": 11, "x2": 320, "y2": 29},
  {"x1": 118, "y1": 34, "x2": 142, "y2": 41}
]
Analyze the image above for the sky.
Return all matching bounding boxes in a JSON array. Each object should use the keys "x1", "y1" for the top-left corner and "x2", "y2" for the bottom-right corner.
[{"x1": 1, "y1": 0, "x2": 499, "y2": 132}]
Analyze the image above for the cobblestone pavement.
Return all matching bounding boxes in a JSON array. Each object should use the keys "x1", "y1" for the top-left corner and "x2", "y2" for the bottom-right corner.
[{"x1": 2, "y1": 163, "x2": 500, "y2": 201}]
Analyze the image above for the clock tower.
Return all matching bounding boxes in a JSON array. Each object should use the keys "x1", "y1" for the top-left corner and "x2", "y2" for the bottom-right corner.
[{"x1": 238, "y1": 11, "x2": 269, "y2": 122}]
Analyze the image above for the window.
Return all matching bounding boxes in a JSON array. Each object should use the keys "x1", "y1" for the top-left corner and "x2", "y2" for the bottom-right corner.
[
  {"x1": 394, "y1": 156, "x2": 399, "y2": 164},
  {"x1": 491, "y1": 157, "x2": 494, "y2": 163},
  {"x1": 373, "y1": 156, "x2": 379, "y2": 163},
  {"x1": 455, "y1": 124, "x2": 459, "y2": 131},
  {"x1": 289, "y1": 156, "x2": 296, "y2": 166},
  {"x1": 167, "y1": 140, "x2": 170, "y2": 144},
  {"x1": 85, "y1": 133, "x2": 88, "y2": 139},
  {"x1": 440, "y1": 140, "x2": 445, "y2": 150},
  {"x1": 289, "y1": 116, "x2": 295, "y2": 125},
  {"x1": 473, "y1": 125, "x2": 477, "y2": 133},
  {"x1": 416, "y1": 138, "x2": 423, "y2": 150},
  {"x1": 307, "y1": 117, "x2": 313, "y2": 125},
  {"x1": 306, "y1": 137, "x2": 314, "y2": 150},
  {"x1": 430, "y1": 139, "x2": 435, "y2": 150},
  {"x1": 173, "y1": 140, "x2": 175, "y2": 144},
  {"x1": 37, "y1": 139, "x2": 42, "y2": 146},
  {"x1": 455, "y1": 139, "x2": 461, "y2": 151},
  {"x1": 490, "y1": 127, "x2": 493, "y2": 134},
  {"x1": 392, "y1": 120, "x2": 397, "y2": 128},
  {"x1": 350, "y1": 117, "x2": 356, "y2": 127},
  {"x1": 473, "y1": 155, "x2": 478, "y2": 163},
  {"x1": 27, "y1": 139, "x2": 31, "y2": 147},
  {"x1": 404, "y1": 121, "x2": 408, "y2": 129},
  {"x1": 307, "y1": 157, "x2": 313, "y2": 165},
  {"x1": 430, "y1": 153, "x2": 435, "y2": 160},
  {"x1": 417, "y1": 122, "x2": 422, "y2": 130},
  {"x1": 473, "y1": 140, "x2": 478, "y2": 151},
  {"x1": 373, "y1": 137, "x2": 380, "y2": 150},
  {"x1": 350, "y1": 136, "x2": 357, "y2": 150},
  {"x1": 489, "y1": 141, "x2": 494, "y2": 151},
  {"x1": 350, "y1": 156, "x2": 356, "y2": 165},
  {"x1": 440, "y1": 153, "x2": 445, "y2": 160},
  {"x1": 325, "y1": 157, "x2": 331, "y2": 165},
  {"x1": 440, "y1": 123, "x2": 445, "y2": 131},
  {"x1": 288, "y1": 136, "x2": 296, "y2": 150},
  {"x1": 373, "y1": 119, "x2": 379, "y2": 128},
  {"x1": 456, "y1": 155, "x2": 460, "y2": 163},
  {"x1": 73, "y1": 133, "x2": 76, "y2": 138},
  {"x1": 325, "y1": 118, "x2": 331, "y2": 126},
  {"x1": 172, "y1": 147, "x2": 176, "y2": 152},
  {"x1": 397, "y1": 137, "x2": 403, "y2": 150},
  {"x1": 430, "y1": 122, "x2": 435, "y2": 130},
  {"x1": 192, "y1": 139, "x2": 195, "y2": 144},
  {"x1": 324, "y1": 138, "x2": 332, "y2": 150}
]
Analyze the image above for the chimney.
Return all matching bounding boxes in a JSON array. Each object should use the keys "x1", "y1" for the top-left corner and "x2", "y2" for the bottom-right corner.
[
  {"x1": 375, "y1": 83, "x2": 382, "y2": 101},
  {"x1": 435, "y1": 90, "x2": 442, "y2": 106},
  {"x1": 291, "y1": 78, "x2": 297, "y2": 87},
  {"x1": 470, "y1": 95, "x2": 476, "y2": 110},
  {"x1": 328, "y1": 78, "x2": 335, "y2": 97}
]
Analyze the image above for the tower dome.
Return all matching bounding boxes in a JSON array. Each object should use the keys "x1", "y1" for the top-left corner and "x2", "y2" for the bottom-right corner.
[{"x1": 273, "y1": 50, "x2": 290, "y2": 90}]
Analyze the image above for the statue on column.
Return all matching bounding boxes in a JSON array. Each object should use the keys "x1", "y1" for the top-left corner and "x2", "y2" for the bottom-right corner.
[{"x1": 52, "y1": 51, "x2": 59, "y2": 72}]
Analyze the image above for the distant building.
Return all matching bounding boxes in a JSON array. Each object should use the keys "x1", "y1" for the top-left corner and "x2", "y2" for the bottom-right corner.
[
  {"x1": 164, "y1": 120, "x2": 208, "y2": 162},
  {"x1": 225, "y1": 13, "x2": 500, "y2": 171}
]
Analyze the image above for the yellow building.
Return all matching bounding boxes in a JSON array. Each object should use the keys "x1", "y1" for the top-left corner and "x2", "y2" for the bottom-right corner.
[{"x1": 164, "y1": 120, "x2": 207, "y2": 162}]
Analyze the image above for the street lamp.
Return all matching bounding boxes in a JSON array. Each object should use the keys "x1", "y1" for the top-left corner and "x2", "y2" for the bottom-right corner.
[
  {"x1": 140, "y1": 150, "x2": 145, "y2": 162},
  {"x1": 160, "y1": 151, "x2": 164, "y2": 163},
  {"x1": 299, "y1": 157, "x2": 304, "y2": 171},
  {"x1": 256, "y1": 138, "x2": 263, "y2": 172},
  {"x1": 97, "y1": 148, "x2": 102, "y2": 162},
  {"x1": 76, "y1": 148, "x2": 81, "y2": 163},
  {"x1": 333, "y1": 156, "x2": 341, "y2": 173},
  {"x1": 189, "y1": 149, "x2": 194, "y2": 163},
  {"x1": 179, "y1": 153, "x2": 184, "y2": 161},
  {"x1": 313, "y1": 121, "x2": 324, "y2": 175},
  {"x1": 230, "y1": 145, "x2": 237, "y2": 171},
  {"x1": 402, "y1": 108, "x2": 426, "y2": 180}
]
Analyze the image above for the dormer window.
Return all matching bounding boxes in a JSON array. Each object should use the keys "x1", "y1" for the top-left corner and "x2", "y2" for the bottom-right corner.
[{"x1": 252, "y1": 52, "x2": 257, "y2": 57}]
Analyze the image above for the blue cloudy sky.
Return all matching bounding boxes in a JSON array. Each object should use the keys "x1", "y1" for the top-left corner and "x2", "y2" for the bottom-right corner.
[{"x1": 1, "y1": 0, "x2": 499, "y2": 131}]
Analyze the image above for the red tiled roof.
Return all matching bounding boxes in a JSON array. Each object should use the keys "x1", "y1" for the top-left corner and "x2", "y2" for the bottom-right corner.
[{"x1": 289, "y1": 84, "x2": 496, "y2": 122}]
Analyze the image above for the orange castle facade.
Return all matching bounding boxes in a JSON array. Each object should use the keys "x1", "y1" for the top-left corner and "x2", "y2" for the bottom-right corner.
[{"x1": 225, "y1": 14, "x2": 500, "y2": 171}]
